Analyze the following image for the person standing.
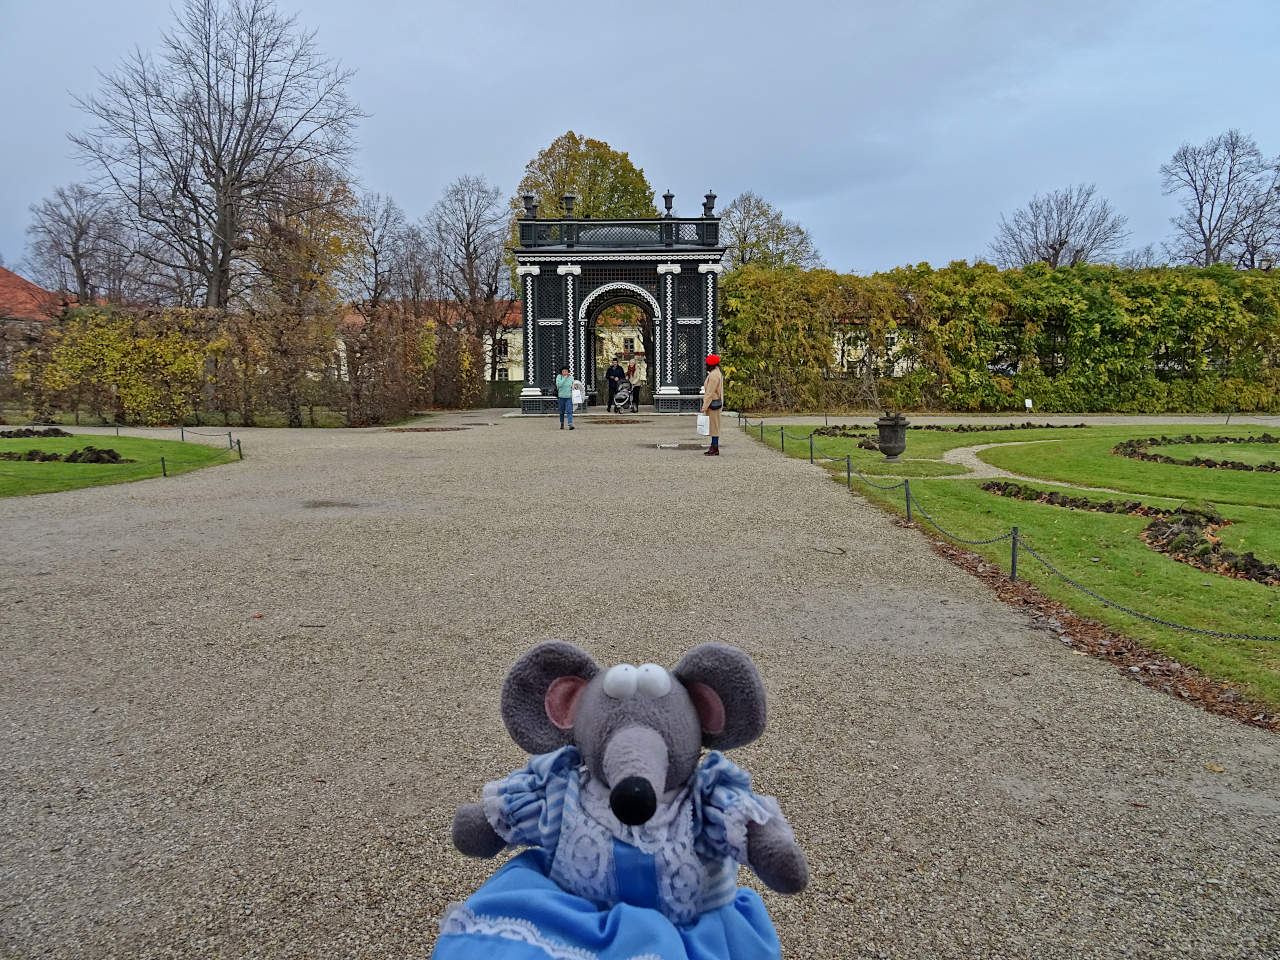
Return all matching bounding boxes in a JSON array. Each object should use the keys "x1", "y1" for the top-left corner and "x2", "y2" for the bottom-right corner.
[
  {"x1": 701, "y1": 354, "x2": 724, "y2": 456},
  {"x1": 555, "y1": 366, "x2": 575, "y2": 430},
  {"x1": 605, "y1": 357, "x2": 625, "y2": 412}
]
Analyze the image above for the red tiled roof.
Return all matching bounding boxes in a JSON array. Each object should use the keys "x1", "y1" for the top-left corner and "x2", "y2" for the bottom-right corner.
[{"x1": 0, "y1": 267, "x2": 61, "y2": 322}]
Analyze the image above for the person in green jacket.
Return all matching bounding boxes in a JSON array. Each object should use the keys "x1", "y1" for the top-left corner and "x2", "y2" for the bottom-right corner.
[{"x1": 555, "y1": 366, "x2": 575, "y2": 430}]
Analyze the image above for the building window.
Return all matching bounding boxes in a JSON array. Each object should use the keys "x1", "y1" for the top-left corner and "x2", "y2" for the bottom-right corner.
[
  {"x1": 496, "y1": 367, "x2": 509, "y2": 381},
  {"x1": 494, "y1": 337, "x2": 509, "y2": 358},
  {"x1": 623, "y1": 337, "x2": 635, "y2": 356}
]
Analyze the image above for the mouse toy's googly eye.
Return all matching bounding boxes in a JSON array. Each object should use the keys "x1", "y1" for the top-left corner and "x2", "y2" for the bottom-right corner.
[
  {"x1": 602, "y1": 664, "x2": 638, "y2": 699},
  {"x1": 636, "y1": 664, "x2": 671, "y2": 697}
]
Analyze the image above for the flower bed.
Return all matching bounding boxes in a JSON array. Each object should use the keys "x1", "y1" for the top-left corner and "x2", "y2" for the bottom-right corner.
[
  {"x1": 1113, "y1": 434, "x2": 1279, "y2": 472},
  {"x1": 0, "y1": 446, "x2": 133, "y2": 464},
  {"x1": 0, "y1": 427, "x2": 72, "y2": 439},
  {"x1": 981, "y1": 480, "x2": 1278, "y2": 587}
]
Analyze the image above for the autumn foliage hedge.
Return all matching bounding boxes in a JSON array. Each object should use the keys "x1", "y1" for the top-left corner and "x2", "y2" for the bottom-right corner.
[{"x1": 719, "y1": 262, "x2": 1280, "y2": 413}]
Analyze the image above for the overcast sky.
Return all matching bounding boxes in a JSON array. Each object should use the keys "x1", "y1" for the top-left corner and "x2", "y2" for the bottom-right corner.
[{"x1": 2, "y1": 0, "x2": 1278, "y2": 277}]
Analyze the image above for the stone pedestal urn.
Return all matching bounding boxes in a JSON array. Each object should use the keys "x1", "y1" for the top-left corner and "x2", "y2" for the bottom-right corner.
[{"x1": 875, "y1": 411, "x2": 910, "y2": 461}]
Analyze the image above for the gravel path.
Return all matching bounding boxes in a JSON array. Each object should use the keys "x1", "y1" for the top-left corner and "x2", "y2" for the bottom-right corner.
[{"x1": 2, "y1": 414, "x2": 1277, "y2": 959}]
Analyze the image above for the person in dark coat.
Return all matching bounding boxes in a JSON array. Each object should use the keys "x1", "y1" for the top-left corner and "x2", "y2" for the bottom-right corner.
[{"x1": 605, "y1": 357, "x2": 625, "y2": 412}]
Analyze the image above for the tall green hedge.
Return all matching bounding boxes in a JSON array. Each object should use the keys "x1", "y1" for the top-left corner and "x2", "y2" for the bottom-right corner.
[{"x1": 719, "y1": 263, "x2": 1280, "y2": 412}]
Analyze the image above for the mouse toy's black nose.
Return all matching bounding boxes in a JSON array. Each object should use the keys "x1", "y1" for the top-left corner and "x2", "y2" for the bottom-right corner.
[{"x1": 609, "y1": 776, "x2": 657, "y2": 825}]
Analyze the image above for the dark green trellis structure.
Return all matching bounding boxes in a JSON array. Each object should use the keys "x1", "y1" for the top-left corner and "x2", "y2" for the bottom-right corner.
[{"x1": 514, "y1": 190, "x2": 726, "y2": 413}]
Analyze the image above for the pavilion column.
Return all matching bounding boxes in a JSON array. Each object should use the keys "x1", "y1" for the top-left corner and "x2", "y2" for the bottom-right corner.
[
  {"x1": 698, "y1": 262, "x2": 724, "y2": 357},
  {"x1": 655, "y1": 263, "x2": 681, "y2": 395},
  {"x1": 557, "y1": 264, "x2": 582, "y2": 386},
  {"x1": 516, "y1": 265, "x2": 541, "y2": 397}
]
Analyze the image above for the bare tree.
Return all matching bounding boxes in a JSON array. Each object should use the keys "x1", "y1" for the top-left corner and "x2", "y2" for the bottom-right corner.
[
  {"x1": 989, "y1": 183, "x2": 1129, "y2": 268},
  {"x1": 427, "y1": 175, "x2": 514, "y2": 380},
  {"x1": 720, "y1": 191, "x2": 822, "y2": 270},
  {"x1": 1161, "y1": 129, "x2": 1277, "y2": 266},
  {"x1": 1115, "y1": 244, "x2": 1160, "y2": 270},
  {"x1": 72, "y1": 0, "x2": 360, "y2": 309},
  {"x1": 350, "y1": 193, "x2": 407, "y2": 314},
  {"x1": 1231, "y1": 181, "x2": 1280, "y2": 269},
  {"x1": 25, "y1": 184, "x2": 116, "y2": 302}
]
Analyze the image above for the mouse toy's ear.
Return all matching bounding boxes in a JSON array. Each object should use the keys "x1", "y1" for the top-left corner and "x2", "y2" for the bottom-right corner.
[
  {"x1": 673, "y1": 643, "x2": 767, "y2": 751},
  {"x1": 501, "y1": 641, "x2": 600, "y2": 754}
]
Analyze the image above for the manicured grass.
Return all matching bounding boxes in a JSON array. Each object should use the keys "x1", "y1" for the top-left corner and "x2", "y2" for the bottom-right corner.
[
  {"x1": 1170, "y1": 442, "x2": 1280, "y2": 467},
  {"x1": 0, "y1": 434, "x2": 237, "y2": 497},
  {"x1": 979, "y1": 431, "x2": 1280, "y2": 508},
  {"x1": 750, "y1": 420, "x2": 1280, "y2": 709}
]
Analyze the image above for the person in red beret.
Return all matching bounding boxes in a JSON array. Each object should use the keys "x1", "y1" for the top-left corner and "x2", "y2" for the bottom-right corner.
[{"x1": 701, "y1": 354, "x2": 724, "y2": 456}]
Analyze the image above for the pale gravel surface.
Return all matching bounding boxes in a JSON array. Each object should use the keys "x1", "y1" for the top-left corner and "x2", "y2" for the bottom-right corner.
[{"x1": 2, "y1": 412, "x2": 1278, "y2": 960}]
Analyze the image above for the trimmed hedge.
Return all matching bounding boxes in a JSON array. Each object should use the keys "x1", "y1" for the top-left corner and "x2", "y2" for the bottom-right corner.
[{"x1": 719, "y1": 262, "x2": 1280, "y2": 413}]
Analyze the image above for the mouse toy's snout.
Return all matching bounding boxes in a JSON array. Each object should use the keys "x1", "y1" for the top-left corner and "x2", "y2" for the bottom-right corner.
[
  {"x1": 602, "y1": 725, "x2": 668, "y2": 826},
  {"x1": 609, "y1": 776, "x2": 657, "y2": 825}
]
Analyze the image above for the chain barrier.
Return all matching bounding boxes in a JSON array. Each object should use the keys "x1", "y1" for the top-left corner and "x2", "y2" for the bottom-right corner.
[
  {"x1": 1015, "y1": 535, "x2": 1280, "y2": 641},
  {"x1": 2, "y1": 422, "x2": 244, "y2": 486},
  {"x1": 741, "y1": 417, "x2": 1280, "y2": 643}
]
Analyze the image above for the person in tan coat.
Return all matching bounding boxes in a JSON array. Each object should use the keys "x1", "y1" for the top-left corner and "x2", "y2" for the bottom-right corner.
[{"x1": 701, "y1": 354, "x2": 724, "y2": 456}]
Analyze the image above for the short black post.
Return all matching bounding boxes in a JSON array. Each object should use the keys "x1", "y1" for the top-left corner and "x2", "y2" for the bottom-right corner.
[
  {"x1": 824, "y1": 411, "x2": 829, "y2": 426},
  {"x1": 236, "y1": 439, "x2": 243, "y2": 460},
  {"x1": 904, "y1": 479, "x2": 912, "y2": 521},
  {"x1": 115, "y1": 425, "x2": 119, "y2": 437},
  {"x1": 780, "y1": 430, "x2": 785, "y2": 454},
  {"x1": 160, "y1": 457, "x2": 167, "y2": 477},
  {"x1": 227, "y1": 432, "x2": 233, "y2": 450},
  {"x1": 760, "y1": 422, "x2": 764, "y2": 441},
  {"x1": 846, "y1": 455, "x2": 852, "y2": 488},
  {"x1": 809, "y1": 434, "x2": 814, "y2": 463},
  {"x1": 180, "y1": 425, "x2": 185, "y2": 442},
  {"x1": 1011, "y1": 526, "x2": 1019, "y2": 582}
]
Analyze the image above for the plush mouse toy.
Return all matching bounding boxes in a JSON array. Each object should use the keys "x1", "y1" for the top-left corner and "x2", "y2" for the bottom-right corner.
[{"x1": 433, "y1": 641, "x2": 808, "y2": 960}]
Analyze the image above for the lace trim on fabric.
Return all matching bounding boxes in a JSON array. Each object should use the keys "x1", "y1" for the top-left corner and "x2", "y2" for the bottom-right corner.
[{"x1": 439, "y1": 904, "x2": 663, "y2": 960}]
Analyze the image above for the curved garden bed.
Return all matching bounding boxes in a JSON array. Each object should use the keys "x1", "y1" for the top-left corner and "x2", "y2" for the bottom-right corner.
[
  {"x1": 982, "y1": 480, "x2": 1279, "y2": 587},
  {"x1": 1113, "y1": 434, "x2": 1279, "y2": 472}
]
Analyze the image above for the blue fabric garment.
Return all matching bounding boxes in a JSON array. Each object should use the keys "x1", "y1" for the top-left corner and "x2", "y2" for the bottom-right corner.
[
  {"x1": 557, "y1": 396, "x2": 573, "y2": 425},
  {"x1": 452, "y1": 748, "x2": 790, "y2": 959},
  {"x1": 432, "y1": 851, "x2": 781, "y2": 960}
]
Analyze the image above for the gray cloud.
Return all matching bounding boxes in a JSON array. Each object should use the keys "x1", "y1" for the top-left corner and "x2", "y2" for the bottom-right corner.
[{"x1": 2, "y1": 0, "x2": 1277, "y2": 276}]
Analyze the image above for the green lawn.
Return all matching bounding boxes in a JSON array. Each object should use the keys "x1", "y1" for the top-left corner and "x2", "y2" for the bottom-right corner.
[
  {"x1": 1168, "y1": 442, "x2": 1280, "y2": 467},
  {"x1": 0, "y1": 434, "x2": 237, "y2": 497},
  {"x1": 748, "y1": 421, "x2": 1280, "y2": 709},
  {"x1": 978, "y1": 431, "x2": 1280, "y2": 508}
]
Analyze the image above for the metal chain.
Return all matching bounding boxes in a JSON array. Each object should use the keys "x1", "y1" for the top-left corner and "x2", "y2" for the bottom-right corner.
[
  {"x1": 1016, "y1": 536, "x2": 1280, "y2": 641},
  {"x1": 908, "y1": 491, "x2": 1014, "y2": 545}
]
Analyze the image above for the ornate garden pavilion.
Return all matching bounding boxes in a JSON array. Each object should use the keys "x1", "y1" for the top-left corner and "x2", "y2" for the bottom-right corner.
[{"x1": 513, "y1": 190, "x2": 726, "y2": 413}]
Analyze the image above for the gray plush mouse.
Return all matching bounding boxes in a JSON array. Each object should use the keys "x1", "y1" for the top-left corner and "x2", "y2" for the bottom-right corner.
[{"x1": 445, "y1": 640, "x2": 807, "y2": 946}]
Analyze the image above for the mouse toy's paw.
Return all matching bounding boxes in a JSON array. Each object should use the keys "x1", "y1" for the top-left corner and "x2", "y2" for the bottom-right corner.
[{"x1": 452, "y1": 802, "x2": 506, "y2": 858}]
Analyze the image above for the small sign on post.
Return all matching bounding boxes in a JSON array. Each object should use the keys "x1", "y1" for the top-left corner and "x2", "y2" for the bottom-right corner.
[{"x1": 1024, "y1": 398, "x2": 1033, "y2": 412}]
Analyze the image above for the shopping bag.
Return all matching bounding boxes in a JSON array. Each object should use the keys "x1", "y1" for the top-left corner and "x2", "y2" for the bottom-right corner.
[
  {"x1": 696, "y1": 413, "x2": 710, "y2": 436},
  {"x1": 572, "y1": 387, "x2": 583, "y2": 406}
]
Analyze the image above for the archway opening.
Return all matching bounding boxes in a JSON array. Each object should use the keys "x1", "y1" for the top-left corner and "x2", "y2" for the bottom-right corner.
[{"x1": 591, "y1": 301, "x2": 654, "y2": 406}]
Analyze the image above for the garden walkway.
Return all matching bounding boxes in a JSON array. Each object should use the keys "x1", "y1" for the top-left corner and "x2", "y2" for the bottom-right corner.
[{"x1": 1, "y1": 412, "x2": 1277, "y2": 959}]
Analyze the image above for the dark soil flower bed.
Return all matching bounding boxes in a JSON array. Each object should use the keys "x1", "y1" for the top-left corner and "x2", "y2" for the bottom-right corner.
[
  {"x1": 812, "y1": 421, "x2": 1088, "y2": 438},
  {"x1": 0, "y1": 427, "x2": 72, "y2": 439},
  {"x1": 981, "y1": 480, "x2": 1279, "y2": 587},
  {"x1": 0, "y1": 446, "x2": 133, "y2": 464},
  {"x1": 1113, "y1": 434, "x2": 1279, "y2": 472}
]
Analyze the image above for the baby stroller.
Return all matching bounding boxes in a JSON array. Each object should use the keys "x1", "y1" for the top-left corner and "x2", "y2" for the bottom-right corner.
[{"x1": 611, "y1": 378, "x2": 638, "y2": 413}]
